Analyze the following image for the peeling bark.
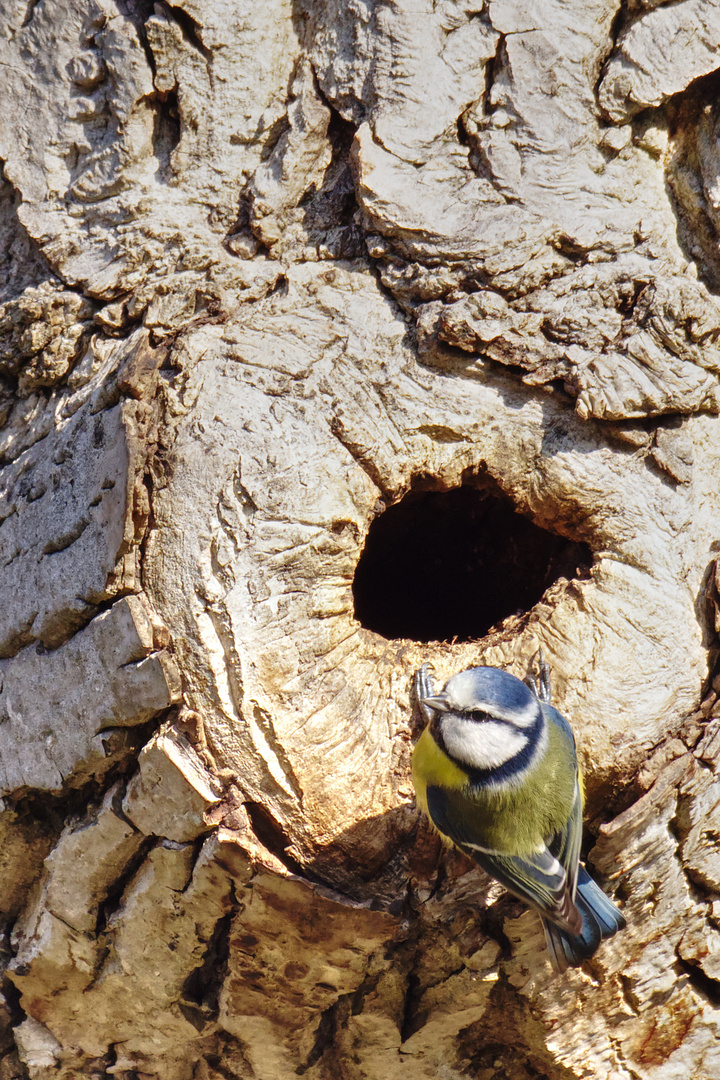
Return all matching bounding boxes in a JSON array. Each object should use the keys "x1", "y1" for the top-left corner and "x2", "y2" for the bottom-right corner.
[{"x1": 0, "y1": 1, "x2": 720, "y2": 1077}]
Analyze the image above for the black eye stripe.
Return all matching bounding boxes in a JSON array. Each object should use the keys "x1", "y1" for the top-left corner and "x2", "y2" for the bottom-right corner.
[{"x1": 462, "y1": 708, "x2": 536, "y2": 729}]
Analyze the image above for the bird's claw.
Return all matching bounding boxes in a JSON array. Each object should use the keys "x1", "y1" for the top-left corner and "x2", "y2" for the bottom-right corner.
[
  {"x1": 414, "y1": 663, "x2": 437, "y2": 722},
  {"x1": 525, "y1": 648, "x2": 552, "y2": 704}
]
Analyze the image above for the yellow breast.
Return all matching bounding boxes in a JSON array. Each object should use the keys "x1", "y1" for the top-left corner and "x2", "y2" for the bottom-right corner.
[{"x1": 412, "y1": 726, "x2": 469, "y2": 816}]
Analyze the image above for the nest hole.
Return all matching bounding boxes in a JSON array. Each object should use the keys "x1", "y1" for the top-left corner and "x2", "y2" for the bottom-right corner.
[{"x1": 352, "y1": 485, "x2": 592, "y2": 642}]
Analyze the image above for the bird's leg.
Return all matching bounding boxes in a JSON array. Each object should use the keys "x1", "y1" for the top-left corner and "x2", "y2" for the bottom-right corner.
[
  {"x1": 523, "y1": 660, "x2": 539, "y2": 699},
  {"x1": 525, "y1": 649, "x2": 552, "y2": 704},
  {"x1": 415, "y1": 664, "x2": 437, "y2": 723}
]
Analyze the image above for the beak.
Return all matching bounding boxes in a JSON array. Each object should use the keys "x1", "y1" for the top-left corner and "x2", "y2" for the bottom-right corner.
[{"x1": 420, "y1": 694, "x2": 450, "y2": 712}]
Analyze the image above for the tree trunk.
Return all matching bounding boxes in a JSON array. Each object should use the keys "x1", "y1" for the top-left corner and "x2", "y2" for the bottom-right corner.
[{"x1": 1, "y1": 1, "x2": 720, "y2": 1077}]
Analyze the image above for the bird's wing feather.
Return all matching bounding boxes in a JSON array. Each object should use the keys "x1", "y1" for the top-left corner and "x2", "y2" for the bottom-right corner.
[
  {"x1": 547, "y1": 778, "x2": 583, "y2": 899},
  {"x1": 426, "y1": 782, "x2": 582, "y2": 932}
]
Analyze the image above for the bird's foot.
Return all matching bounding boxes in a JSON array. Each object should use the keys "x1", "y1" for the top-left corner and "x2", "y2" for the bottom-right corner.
[
  {"x1": 525, "y1": 648, "x2": 552, "y2": 704},
  {"x1": 414, "y1": 664, "x2": 437, "y2": 722}
]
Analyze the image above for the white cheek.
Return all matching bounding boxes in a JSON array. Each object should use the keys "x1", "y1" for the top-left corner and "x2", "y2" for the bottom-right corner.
[{"x1": 441, "y1": 716, "x2": 527, "y2": 770}]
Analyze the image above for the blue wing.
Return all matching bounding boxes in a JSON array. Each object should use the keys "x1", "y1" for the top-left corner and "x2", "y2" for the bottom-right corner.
[
  {"x1": 426, "y1": 780, "x2": 584, "y2": 935},
  {"x1": 543, "y1": 866, "x2": 626, "y2": 971},
  {"x1": 425, "y1": 765, "x2": 624, "y2": 971}
]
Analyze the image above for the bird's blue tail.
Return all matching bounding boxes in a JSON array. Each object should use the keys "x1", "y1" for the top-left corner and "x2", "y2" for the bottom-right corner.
[{"x1": 543, "y1": 866, "x2": 625, "y2": 972}]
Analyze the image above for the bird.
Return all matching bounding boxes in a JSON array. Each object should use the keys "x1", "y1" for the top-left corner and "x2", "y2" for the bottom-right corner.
[{"x1": 411, "y1": 655, "x2": 625, "y2": 971}]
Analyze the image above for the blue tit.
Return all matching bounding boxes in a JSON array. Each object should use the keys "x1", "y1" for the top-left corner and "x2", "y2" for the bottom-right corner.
[{"x1": 411, "y1": 656, "x2": 625, "y2": 972}]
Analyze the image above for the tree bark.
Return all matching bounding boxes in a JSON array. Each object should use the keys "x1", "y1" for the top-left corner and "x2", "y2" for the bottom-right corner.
[{"x1": 1, "y1": 1, "x2": 720, "y2": 1077}]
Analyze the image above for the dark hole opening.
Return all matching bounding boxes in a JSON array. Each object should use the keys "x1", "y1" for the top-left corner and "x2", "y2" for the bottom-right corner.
[{"x1": 352, "y1": 485, "x2": 593, "y2": 642}]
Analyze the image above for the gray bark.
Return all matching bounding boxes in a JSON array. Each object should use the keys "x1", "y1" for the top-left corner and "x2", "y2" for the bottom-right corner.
[{"x1": 0, "y1": 1, "x2": 719, "y2": 1077}]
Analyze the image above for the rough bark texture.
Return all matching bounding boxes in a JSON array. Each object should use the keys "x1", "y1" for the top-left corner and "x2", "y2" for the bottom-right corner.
[{"x1": 0, "y1": 1, "x2": 719, "y2": 1077}]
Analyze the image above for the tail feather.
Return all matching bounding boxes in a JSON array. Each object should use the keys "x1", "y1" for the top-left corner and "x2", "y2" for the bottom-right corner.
[{"x1": 543, "y1": 867, "x2": 625, "y2": 973}]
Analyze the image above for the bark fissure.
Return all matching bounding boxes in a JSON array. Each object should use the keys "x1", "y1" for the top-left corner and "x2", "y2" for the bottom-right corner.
[{"x1": 2, "y1": 1, "x2": 720, "y2": 1076}]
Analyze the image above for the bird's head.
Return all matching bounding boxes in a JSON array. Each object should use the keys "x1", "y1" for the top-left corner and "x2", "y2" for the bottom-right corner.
[{"x1": 421, "y1": 666, "x2": 545, "y2": 773}]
